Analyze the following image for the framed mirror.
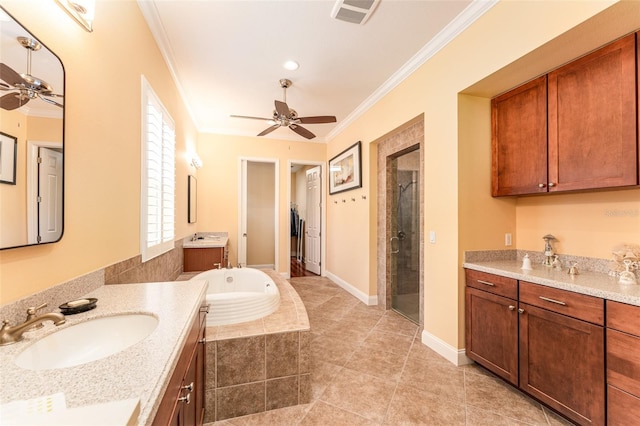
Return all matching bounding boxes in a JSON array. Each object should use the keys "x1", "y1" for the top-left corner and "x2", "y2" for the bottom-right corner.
[
  {"x1": 188, "y1": 175, "x2": 197, "y2": 224},
  {"x1": 0, "y1": 6, "x2": 65, "y2": 250}
]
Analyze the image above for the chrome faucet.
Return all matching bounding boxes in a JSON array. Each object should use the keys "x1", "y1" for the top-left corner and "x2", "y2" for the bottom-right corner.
[
  {"x1": 0, "y1": 312, "x2": 66, "y2": 346},
  {"x1": 192, "y1": 233, "x2": 198, "y2": 242}
]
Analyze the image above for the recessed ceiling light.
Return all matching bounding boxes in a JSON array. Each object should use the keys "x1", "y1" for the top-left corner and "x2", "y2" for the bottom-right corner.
[{"x1": 283, "y1": 60, "x2": 299, "y2": 71}]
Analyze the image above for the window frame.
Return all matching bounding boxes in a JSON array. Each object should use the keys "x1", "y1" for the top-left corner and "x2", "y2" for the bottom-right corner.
[{"x1": 140, "y1": 75, "x2": 176, "y2": 262}]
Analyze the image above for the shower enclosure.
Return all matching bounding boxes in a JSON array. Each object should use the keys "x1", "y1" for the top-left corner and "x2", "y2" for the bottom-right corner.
[{"x1": 390, "y1": 148, "x2": 420, "y2": 324}]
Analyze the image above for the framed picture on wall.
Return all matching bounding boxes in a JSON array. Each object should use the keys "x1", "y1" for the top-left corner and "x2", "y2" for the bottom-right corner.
[
  {"x1": 0, "y1": 132, "x2": 17, "y2": 185},
  {"x1": 329, "y1": 141, "x2": 362, "y2": 195}
]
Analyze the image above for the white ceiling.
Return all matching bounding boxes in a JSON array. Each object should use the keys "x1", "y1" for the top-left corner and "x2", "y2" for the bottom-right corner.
[{"x1": 138, "y1": 0, "x2": 493, "y2": 142}]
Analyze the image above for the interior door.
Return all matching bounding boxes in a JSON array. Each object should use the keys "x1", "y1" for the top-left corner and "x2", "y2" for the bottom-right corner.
[
  {"x1": 305, "y1": 166, "x2": 321, "y2": 275},
  {"x1": 38, "y1": 147, "x2": 63, "y2": 243}
]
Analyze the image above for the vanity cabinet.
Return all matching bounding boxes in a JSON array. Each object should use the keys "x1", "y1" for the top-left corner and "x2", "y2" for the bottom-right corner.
[
  {"x1": 606, "y1": 300, "x2": 640, "y2": 425},
  {"x1": 465, "y1": 269, "x2": 518, "y2": 384},
  {"x1": 153, "y1": 304, "x2": 207, "y2": 426},
  {"x1": 184, "y1": 247, "x2": 225, "y2": 272},
  {"x1": 491, "y1": 33, "x2": 638, "y2": 197},
  {"x1": 465, "y1": 271, "x2": 606, "y2": 425},
  {"x1": 518, "y1": 281, "x2": 605, "y2": 426}
]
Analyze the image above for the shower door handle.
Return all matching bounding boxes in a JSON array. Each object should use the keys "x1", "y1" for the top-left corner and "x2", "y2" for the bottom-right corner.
[{"x1": 390, "y1": 236, "x2": 399, "y2": 254}]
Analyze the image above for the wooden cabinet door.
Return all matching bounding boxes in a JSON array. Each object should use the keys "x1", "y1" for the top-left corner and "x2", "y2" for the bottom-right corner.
[
  {"x1": 184, "y1": 247, "x2": 224, "y2": 272},
  {"x1": 491, "y1": 75, "x2": 548, "y2": 196},
  {"x1": 465, "y1": 287, "x2": 518, "y2": 385},
  {"x1": 608, "y1": 385, "x2": 640, "y2": 426},
  {"x1": 519, "y1": 303, "x2": 605, "y2": 426},
  {"x1": 548, "y1": 34, "x2": 637, "y2": 192}
]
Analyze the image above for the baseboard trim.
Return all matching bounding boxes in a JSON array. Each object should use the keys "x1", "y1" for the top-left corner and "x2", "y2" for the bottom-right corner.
[
  {"x1": 325, "y1": 271, "x2": 378, "y2": 306},
  {"x1": 421, "y1": 330, "x2": 473, "y2": 366}
]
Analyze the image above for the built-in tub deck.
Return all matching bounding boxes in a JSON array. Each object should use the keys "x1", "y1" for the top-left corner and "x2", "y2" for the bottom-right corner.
[{"x1": 176, "y1": 269, "x2": 310, "y2": 422}]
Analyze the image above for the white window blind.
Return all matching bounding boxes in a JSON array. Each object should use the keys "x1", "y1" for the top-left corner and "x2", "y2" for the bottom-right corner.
[{"x1": 141, "y1": 76, "x2": 175, "y2": 262}]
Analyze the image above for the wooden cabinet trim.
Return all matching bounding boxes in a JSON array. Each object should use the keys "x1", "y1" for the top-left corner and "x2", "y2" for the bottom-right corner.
[{"x1": 519, "y1": 281, "x2": 604, "y2": 325}]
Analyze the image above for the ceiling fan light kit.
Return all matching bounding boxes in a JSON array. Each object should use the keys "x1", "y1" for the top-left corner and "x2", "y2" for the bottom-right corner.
[
  {"x1": 231, "y1": 79, "x2": 336, "y2": 140},
  {"x1": 0, "y1": 37, "x2": 64, "y2": 111},
  {"x1": 331, "y1": 0, "x2": 380, "y2": 25}
]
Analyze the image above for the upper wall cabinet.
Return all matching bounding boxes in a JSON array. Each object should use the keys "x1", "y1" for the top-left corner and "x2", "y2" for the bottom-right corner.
[
  {"x1": 491, "y1": 76, "x2": 548, "y2": 196},
  {"x1": 491, "y1": 33, "x2": 639, "y2": 197}
]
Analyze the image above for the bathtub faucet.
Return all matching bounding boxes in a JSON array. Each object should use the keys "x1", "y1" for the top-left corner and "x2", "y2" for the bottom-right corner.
[
  {"x1": 237, "y1": 263, "x2": 243, "y2": 268},
  {"x1": 214, "y1": 263, "x2": 222, "y2": 269},
  {"x1": 226, "y1": 260, "x2": 232, "y2": 269}
]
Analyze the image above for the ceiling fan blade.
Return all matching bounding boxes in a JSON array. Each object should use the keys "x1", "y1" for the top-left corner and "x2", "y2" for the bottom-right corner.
[
  {"x1": 38, "y1": 94, "x2": 63, "y2": 108},
  {"x1": 289, "y1": 124, "x2": 315, "y2": 140},
  {"x1": 297, "y1": 115, "x2": 337, "y2": 124},
  {"x1": 0, "y1": 63, "x2": 25, "y2": 86},
  {"x1": 0, "y1": 92, "x2": 28, "y2": 110},
  {"x1": 231, "y1": 114, "x2": 273, "y2": 121},
  {"x1": 274, "y1": 100, "x2": 290, "y2": 117},
  {"x1": 257, "y1": 124, "x2": 281, "y2": 137}
]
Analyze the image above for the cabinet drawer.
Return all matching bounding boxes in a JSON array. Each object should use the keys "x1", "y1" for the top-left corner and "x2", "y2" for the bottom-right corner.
[
  {"x1": 606, "y1": 300, "x2": 640, "y2": 335},
  {"x1": 607, "y1": 329, "x2": 640, "y2": 397},
  {"x1": 608, "y1": 385, "x2": 640, "y2": 426},
  {"x1": 519, "y1": 281, "x2": 604, "y2": 325},
  {"x1": 465, "y1": 269, "x2": 517, "y2": 299}
]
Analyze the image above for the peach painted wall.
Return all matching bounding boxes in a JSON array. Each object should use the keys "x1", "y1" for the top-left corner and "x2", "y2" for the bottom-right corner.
[
  {"x1": 0, "y1": 0, "x2": 198, "y2": 304},
  {"x1": 195, "y1": 133, "x2": 326, "y2": 275},
  {"x1": 326, "y1": 0, "x2": 633, "y2": 349}
]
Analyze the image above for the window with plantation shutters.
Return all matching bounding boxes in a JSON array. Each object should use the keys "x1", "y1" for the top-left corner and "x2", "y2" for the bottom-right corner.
[{"x1": 141, "y1": 76, "x2": 175, "y2": 262}]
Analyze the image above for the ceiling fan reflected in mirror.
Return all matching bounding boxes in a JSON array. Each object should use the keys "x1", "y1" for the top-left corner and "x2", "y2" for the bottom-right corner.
[
  {"x1": 231, "y1": 79, "x2": 336, "y2": 140},
  {"x1": 0, "y1": 37, "x2": 64, "y2": 111}
]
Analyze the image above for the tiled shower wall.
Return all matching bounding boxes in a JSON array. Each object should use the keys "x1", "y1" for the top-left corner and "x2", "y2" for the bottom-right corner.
[
  {"x1": 377, "y1": 116, "x2": 425, "y2": 326},
  {"x1": 204, "y1": 330, "x2": 311, "y2": 422}
]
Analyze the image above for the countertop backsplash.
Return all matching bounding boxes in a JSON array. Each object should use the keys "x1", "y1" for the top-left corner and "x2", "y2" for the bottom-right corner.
[{"x1": 464, "y1": 249, "x2": 613, "y2": 275}]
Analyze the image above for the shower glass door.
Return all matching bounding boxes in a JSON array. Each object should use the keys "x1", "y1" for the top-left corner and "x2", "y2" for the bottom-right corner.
[{"x1": 390, "y1": 148, "x2": 420, "y2": 324}]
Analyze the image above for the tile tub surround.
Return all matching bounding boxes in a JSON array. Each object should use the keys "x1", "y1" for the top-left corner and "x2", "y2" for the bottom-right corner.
[
  {"x1": 463, "y1": 256, "x2": 640, "y2": 307},
  {"x1": 204, "y1": 276, "x2": 572, "y2": 425},
  {"x1": 202, "y1": 270, "x2": 311, "y2": 422},
  {"x1": 0, "y1": 280, "x2": 207, "y2": 425}
]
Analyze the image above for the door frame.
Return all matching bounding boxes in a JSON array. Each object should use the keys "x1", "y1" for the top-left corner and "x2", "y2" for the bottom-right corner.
[
  {"x1": 238, "y1": 157, "x2": 279, "y2": 269},
  {"x1": 288, "y1": 160, "x2": 326, "y2": 278}
]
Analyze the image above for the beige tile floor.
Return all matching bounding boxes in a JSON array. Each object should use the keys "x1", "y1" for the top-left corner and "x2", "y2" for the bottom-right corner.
[{"x1": 207, "y1": 276, "x2": 574, "y2": 425}]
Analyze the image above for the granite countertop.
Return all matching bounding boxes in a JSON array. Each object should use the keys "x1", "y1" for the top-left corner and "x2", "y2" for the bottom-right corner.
[
  {"x1": 0, "y1": 280, "x2": 207, "y2": 425},
  {"x1": 463, "y1": 260, "x2": 640, "y2": 307},
  {"x1": 183, "y1": 232, "x2": 228, "y2": 248}
]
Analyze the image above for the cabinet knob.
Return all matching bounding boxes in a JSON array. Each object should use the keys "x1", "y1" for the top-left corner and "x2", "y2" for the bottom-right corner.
[
  {"x1": 178, "y1": 393, "x2": 191, "y2": 405},
  {"x1": 508, "y1": 305, "x2": 515, "y2": 311},
  {"x1": 518, "y1": 308, "x2": 525, "y2": 314},
  {"x1": 538, "y1": 183, "x2": 546, "y2": 188},
  {"x1": 182, "y1": 382, "x2": 194, "y2": 392},
  {"x1": 548, "y1": 182, "x2": 556, "y2": 187}
]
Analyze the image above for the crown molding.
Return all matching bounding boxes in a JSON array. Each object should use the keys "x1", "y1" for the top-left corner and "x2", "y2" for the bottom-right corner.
[{"x1": 325, "y1": 0, "x2": 498, "y2": 142}]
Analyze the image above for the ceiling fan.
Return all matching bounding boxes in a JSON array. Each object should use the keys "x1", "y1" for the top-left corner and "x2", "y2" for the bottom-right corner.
[
  {"x1": 231, "y1": 79, "x2": 336, "y2": 140},
  {"x1": 0, "y1": 37, "x2": 64, "y2": 111}
]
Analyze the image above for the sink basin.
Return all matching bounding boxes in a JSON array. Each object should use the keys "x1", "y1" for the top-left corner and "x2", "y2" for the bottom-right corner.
[{"x1": 15, "y1": 314, "x2": 158, "y2": 370}]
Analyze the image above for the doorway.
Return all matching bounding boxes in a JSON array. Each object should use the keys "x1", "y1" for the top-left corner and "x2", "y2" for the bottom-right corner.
[
  {"x1": 239, "y1": 158, "x2": 278, "y2": 269},
  {"x1": 289, "y1": 161, "x2": 324, "y2": 278},
  {"x1": 27, "y1": 141, "x2": 63, "y2": 244},
  {"x1": 390, "y1": 148, "x2": 420, "y2": 324}
]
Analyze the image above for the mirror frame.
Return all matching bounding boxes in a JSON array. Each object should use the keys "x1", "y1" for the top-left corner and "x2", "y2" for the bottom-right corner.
[
  {"x1": 188, "y1": 175, "x2": 197, "y2": 224},
  {"x1": 0, "y1": 6, "x2": 65, "y2": 250}
]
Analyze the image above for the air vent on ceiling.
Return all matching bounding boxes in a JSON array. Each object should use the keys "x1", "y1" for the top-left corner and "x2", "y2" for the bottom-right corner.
[{"x1": 330, "y1": 0, "x2": 380, "y2": 25}]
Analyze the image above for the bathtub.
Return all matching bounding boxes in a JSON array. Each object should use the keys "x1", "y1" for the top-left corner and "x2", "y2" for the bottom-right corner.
[{"x1": 190, "y1": 267, "x2": 280, "y2": 326}]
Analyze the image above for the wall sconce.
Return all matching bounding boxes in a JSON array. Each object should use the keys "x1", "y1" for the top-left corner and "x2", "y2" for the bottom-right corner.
[
  {"x1": 56, "y1": 0, "x2": 95, "y2": 32},
  {"x1": 191, "y1": 154, "x2": 203, "y2": 169}
]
